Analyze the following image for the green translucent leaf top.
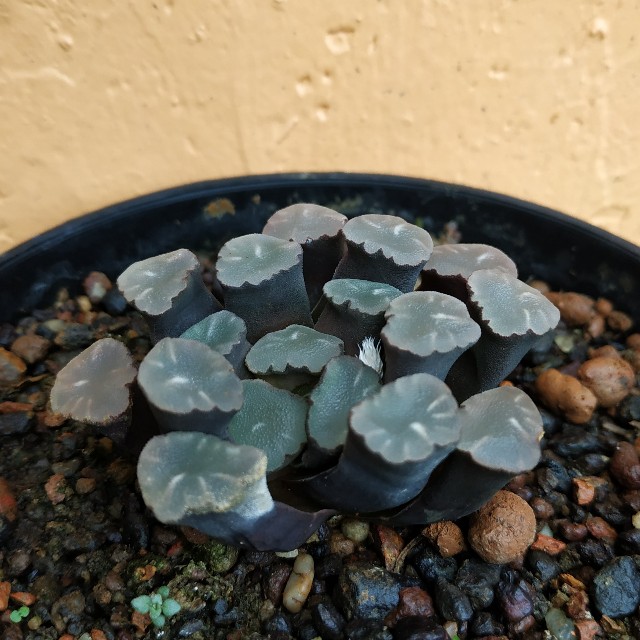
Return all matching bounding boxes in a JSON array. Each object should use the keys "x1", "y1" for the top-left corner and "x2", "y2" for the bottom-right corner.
[
  {"x1": 216, "y1": 234, "x2": 303, "y2": 287},
  {"x1": 228, "y1": 379, "x2": 308, "y2": 472},
  {"x1": 458, "y1": 386, "x2": 543, "y2": 473},
  {"x1": 138, "y1": 337, "x2": 243, "y2": 414},
  {"x1": 350, "y1": 373, "x2": 460, "y2": 464},
  {"x1": 245, "y1": 325, "x2": 343, "y2": 375},
  {"x1": 382, "y1": 291, "x2": 481, "y2": 355},
  {"x1": 323, "y1": 279, "x2": 403, "y2": 315},
  {"x1": 308, "y1": 355, "x2": 380, "y2": 451},
  {"x1": 180, "y1": 310, "x2": 246, "y2": 357},
  {"x1": 468, "y1": 268, "x2": 560, "y2": 337},
  {"x1": 50, "y1": 337, "x2": 136, "y2": 424},
  {"x1": 137, "y1": 431, "x2": 273, "y2": 522},
  {"x1": 117, "y1": 248, "x2": 200, "y2": 315},
  {"x1": 343, "y1": 214, "x2": 433, "y2": 266},
  {"x1": 262, "y1": 203, "x2": 347, "y2": 243}
]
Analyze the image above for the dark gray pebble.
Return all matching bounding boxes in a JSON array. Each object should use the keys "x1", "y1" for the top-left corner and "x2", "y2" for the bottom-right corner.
[
  {"x1": 392, "y1": 616, "x2": 449, "y2": 640},
  {"x1": 592, "y1": 495, "x2": 628, "y2": 527},
  {"x1": 592, "y1": 556, "x2": 640, "y2": 617},
  {"x1": 338, "y1": 562, "x2": 411, "y2": 620},
  {"x1": 617, "y1": 529, "x2": 640, "y2": 554},
  {"x1": 263, "y1": 612, "x2": 292, "y2": 635},
  {"x1": 344, "y1": 618, "x2": 393, "y2": 640},
  {"x1": 0, "y1": 412, "x2": 32, "y2": 435},
  {"x1": 102, "y1": 288, "x2": 129, "y2": 315},
  {"x1": 537, "y1": 459, "x2": 572, "y2": 494},
  {"x1": 315, "y1": 552, "x2": 343, "y2": 579},
  {"x1": 618, "y1": 394, "x2": 640, "y2": 423},
  {"x1": 178, "y1": 619, "x2": 206, "y2": 637},
  {"x1": 470, "y1": 611, "x2": 505, "y2": 636},
  {"x1": 54, "y1": 322, "x2": 94, "y2": 350},
  {"x1": 412, "y1": 545, "x2": 457, "y2": 584},
  {"x1": 312, "y1": 600, "x2": 346, "y2": 640},
  {"x1": 551, "y1": 427, "x2": 603, "y2": 457},
  {"x1": 526, "y1": 549, "x2": 561, "y2": 583},
  {"x1": 434, "y1": 579, "x2": 473, "y2": 622},
  {"x1": 575, "y1": 453, "x2": 610, "y2": 475},
  {"x1": 454, "y1": 558, "x2": 502, "y2": 609},
  {"x1": 577, "y1": 539, "x2": 615, "y2": 568}
]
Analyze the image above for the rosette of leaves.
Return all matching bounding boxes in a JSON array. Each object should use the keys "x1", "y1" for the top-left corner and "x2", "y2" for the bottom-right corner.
[{"x1": 50, "y1": 202, "x2": 559, "y2": 551}]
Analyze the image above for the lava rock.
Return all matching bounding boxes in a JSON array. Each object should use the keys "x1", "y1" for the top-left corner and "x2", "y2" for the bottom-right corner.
[{"x1": 592, "y1": 556, "x2": 640, "y2": 617}]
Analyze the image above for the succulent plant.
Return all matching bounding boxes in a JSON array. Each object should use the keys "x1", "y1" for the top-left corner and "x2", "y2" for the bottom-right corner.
[{"x1": 50, "y1": 204, "x2": 559, "y2": 551}]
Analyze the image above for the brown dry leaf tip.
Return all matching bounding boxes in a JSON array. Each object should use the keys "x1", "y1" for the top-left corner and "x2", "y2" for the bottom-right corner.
[
  {"x1": 535, "y1": 368, "x2": 597, "y2": 424},
  {"x1": 545, "y1": 291, "x2": 596, "y2": 327},
  {"x1": 467, "y1": 490, "x2": 536, "y2": 564},
  {"x1": 421, "y1": 521, "x2": 465, "y2": 557},
  {"x1": 577, "y1": 356, "x2": 635, "y2": 408}
]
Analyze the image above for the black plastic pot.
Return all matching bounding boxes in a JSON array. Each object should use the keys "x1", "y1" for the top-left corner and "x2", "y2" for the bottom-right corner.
[{"x1": 1, "y1": 173, "x2": 638, "y2": 323}]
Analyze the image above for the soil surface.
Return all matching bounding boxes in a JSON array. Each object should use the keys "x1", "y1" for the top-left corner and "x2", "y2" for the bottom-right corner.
[{"x1": 0, "y1": 260, "x2": 639, "y2": 640}]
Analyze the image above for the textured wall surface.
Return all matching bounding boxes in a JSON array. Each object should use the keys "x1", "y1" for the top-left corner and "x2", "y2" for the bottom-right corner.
[{"x1": 1, "y1": 0, "x2": 639, "y2": 252}]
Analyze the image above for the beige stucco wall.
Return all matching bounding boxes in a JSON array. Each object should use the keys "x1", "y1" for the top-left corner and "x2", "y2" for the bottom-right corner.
[{"x1": 1, "y1": 0, "x2": 639, "y2": 253}]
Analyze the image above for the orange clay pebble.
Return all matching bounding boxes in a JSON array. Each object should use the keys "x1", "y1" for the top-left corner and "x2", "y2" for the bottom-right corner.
[
  {"x1": 626, "y1": 334, "x2": 640, "y2": 349},
  {"x1": 607, "y1": 310, "x2": 633, "y2": 333},
  {"x1": 585, "y1": 313, "x2": 606, "y2": 339},
  {"x1": 595, "y1": 297, "x2": 614, "y2": 316},
  {"x1": 535, "y1": 369, "x2": 597, "y2": 424},
  {"x1": 421, "y1": 521, "x2": 465, "y2": 558},
  {"x1": 577, "y1": 356, "x2": 635, "y2": 408},
  {"x1": 545, "y1": 291, "x2": 595, "y2": 327},
  {"x1": 467, "y1": 490, "x2": 536, "y2": 564},
  {"x1": 588, "y1": 345, "x2": 620, "y2": 360}
]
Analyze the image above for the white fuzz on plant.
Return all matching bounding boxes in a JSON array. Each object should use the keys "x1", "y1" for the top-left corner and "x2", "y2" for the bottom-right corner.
[{"x1": 358, "y1": 337, "x2": 383, "y2": 378}]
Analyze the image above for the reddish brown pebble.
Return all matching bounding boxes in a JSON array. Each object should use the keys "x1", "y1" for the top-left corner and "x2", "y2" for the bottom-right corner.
[
  {"x1": 577, "y1": 356, "x2": 635, "y2": 408},
  {"x1": 0, "y1": 477, "x2": 17, "y2": 522},
  {"x1": 329, "y1": 531, "x2": 356, "y2": 557},
  {"x1": 10, "y1": 592, "x2": 36, "y2": 606},
  {"x1": 588, "y1": 345, "x2": 620, "y2": 360},
  {"x1": 44, "y1": 473, "x2": 67, "y2": 504},
  {"x1": 572, "y1": 476, "x2": 606, "y2": 506},
  {"x1": 468, "y1": 490, "x2": 536, "y2": 564},
  {"x1": 626, "y1": 334, "x2": 640, "y2": 349},
  {"x1": 0, "y1": 582, "x2": 10, "y2": 611},
  {"x1": 585, "y1": 313, "x2": 605, "y2": 339},
  {"x1": 83, "y1": 271, "x2": 113, "y2": 303},
  {"x1": 607, "y1": 310, "x2": 633, "y2": 332},
  {"x1": 421, "y1": 521, "x2": 465, "y2": 557},
  {"x1": 90, "y1": 629, "x2": 108, "y2": 640},
  {"x1": 75, "y1": 477, "x2": 96, "y2": 495},
  {"x1": 595, "y1": 298, "x2": 614, "y2": 316},
  {"x1": 372, "y1": 524, "x2": 404, "y2": 571},
  {"x1": 384, "y1": 586, "x2": 435, "y2": 626},
  {"x1": 565, "y1": 588, "x2": 589, "y2": 619},
  {"x1": 10, "y1": 334, "x2": 50, "y2": 364},
  {"x1": 609, "y1": 442, "x2": 640, "y2": 489},
  {"x1": 530, "y1": 533, "x2": 566, "y2": 555},
  {"x1": 528, "y1": 279, "x2": 551, "y2": 294},
  {"x1": 0, "y1": 347, "x2": 27, "y2": 386},
  {"x1": 557, "y1": 521, "x2": 588, "y2": 542},
  {"x1": 545, "y1": 291, "x2": 595, "y2": 326},
  {"x1": 511, "y1": 614, "x2": 535, "y2": 634},
  {"x1": 530, "y1": 497, "x2": 555, "y2": 520},
  {"x1": 585, "y1": 516, "x2": 617, "y2": 544},
  {"x1": 575, "y1": 619, "x2": 603, "y2": 640},
  {"x1": 535, "y1": 369, "x2": 597, "y2": 424},
  {"x1": 180, "y1": 525, "x2": 209, "y2": 545}
]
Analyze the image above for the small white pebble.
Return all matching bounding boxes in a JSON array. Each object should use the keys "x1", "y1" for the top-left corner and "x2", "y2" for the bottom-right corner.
[
  {"x1": 275, "y1": 549, "x2": 299, "y2": 559},
  {"x1": 632, "y1": 512, "x2": 640, "y2": 529},
  {"x1": 282, "y1": 552, "x2": 314, "y2": 613}
]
